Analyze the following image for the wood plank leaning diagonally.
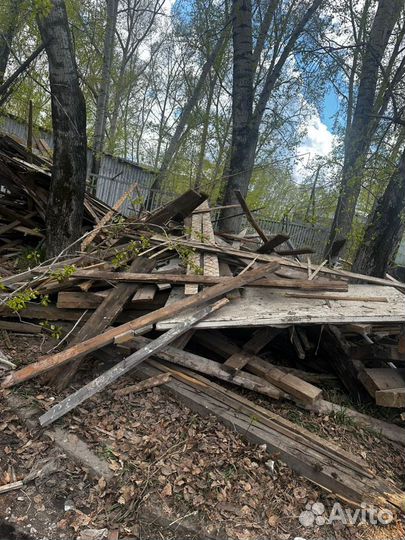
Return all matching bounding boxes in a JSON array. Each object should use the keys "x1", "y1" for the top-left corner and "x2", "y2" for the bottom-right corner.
[
  {"x1": 2, "y1": 261, "x2": 280, "y2": 388},
  {"x1": 39, "y1": 298, "x2": 229, "y2": 426}
]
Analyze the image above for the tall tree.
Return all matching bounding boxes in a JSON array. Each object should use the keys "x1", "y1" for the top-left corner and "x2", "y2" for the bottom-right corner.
[
  {"x1": 37, "y1": 0, "x2": 87, "y2": 258},
  {"x1": 325, "y1": 0, "x2": 405, "y2": 256},
  {"x1": 219, "y1": 0, "x2": 324, "y2": 233},
  {"x1": 352, "y1": 142, "x2": 405, "y2": 277},
  {"x1": 146, "y1": 19, "x2": 230, "y2": 202},
  {"x1": 91, "y1": 0, "x2": 118, "y2": 180},
  {"x1": 0, "y1": 0, "x2": 22, "y2": 83}
]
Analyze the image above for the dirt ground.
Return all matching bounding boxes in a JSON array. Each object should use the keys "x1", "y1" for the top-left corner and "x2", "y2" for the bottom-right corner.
[{"x1": 1, "y1": 333, "x2": 404, "y2": 540}]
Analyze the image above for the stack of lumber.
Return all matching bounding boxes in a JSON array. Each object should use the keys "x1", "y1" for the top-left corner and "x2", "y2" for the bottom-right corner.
[
  {"x1": 1, "y1": 136, "x2": 405, "y2": 512},
  {"x1": 0, "y1": 133, "x2": 116, "y2": 268}
]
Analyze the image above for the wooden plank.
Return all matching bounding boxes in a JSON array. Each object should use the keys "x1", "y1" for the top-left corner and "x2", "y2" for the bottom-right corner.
[
  {"x1": 275, "y1": 248, "x2": 314, "y2": 256},
  {"x1": 321, "y1": 326, "x2": 369, "y2": 402},
  {"x1": 289, "y1": 327, "x2": 305, "y2": 360},
  {"x1": 225, "y1": 351, "x2": 251, "y2": 371},
  {"x1": 115, "y1": 373, "x2": 172, "y2": 396},
  {"x1": 127, "y1": 336, "x2": 285, "y2": 399},
  {"x1": 0, "y1": 320, "x2": 42, "y2": 334},
  {"x1": 196, "y1": 330, "x2": 321, "y2": 403},
  {"x1": 81, "y1": 180, "x2": 138, "y2": 250},
  {"x1": 246, "y1": 354, "x2": 322, "y2": 403},
  {"x1": 144, "y1": 189, "x2": 207, "y2": 225},
  {"x1": 200, "y1": 201, "x2": 220, "y2": 279},
  {"x1": 225, "y1": 327, "x2": 281, "y2": 371},
  {"x1": 285, "y1": 292, "x2": 388, "y2": 302},
  {"x1": 39, "y1": 299, "x2": 228, "y2": 426},
  {"x1": 303, "y1": 399, "x2": 405, "y2": 446},
  {"x1": 185, "y1": 209, "x2": 202, "y2": 295},
  {"x1": 351, "y1": 343, "x2": 405, "y2": 362},
  {"x1": 57, "y1": 291, "x2": 105, "y2": 310},
  {"x1": 256, "y1": 234, "x2": 289, "y2": 253},
  {"x1": 48, "y1": 256, "x2": 156, "y2": 388},
  {"x1": 234, "y1": 190, "x2": 268, "y2": 242},
  {"x1": 133, "y1": 361, "x2": 405, "y2": 512},
  {"x1": 72, "y1": 270, "x2": 349, "y2": 291},
  {"x1": 375, "y1": 388, "x2": 405, "y2": 408},
  {"x1": 2, "y1": 261, "x2": 280, "y2": 388},
  {"x1": 151, "y1": 235, "x2": 405, "y2": 289},
  {"x1": 359, "y1": 368, "x2": 405, "y2": 400},
  {"x1": 132, "y1": 285, "x2": 157, "y2": 303},
  {"x1": 157, "y1": 285, "x2": 405, "y2": 329},
  {"x1": 0, "y1": 481, "x2": 24, "y2": 494}
]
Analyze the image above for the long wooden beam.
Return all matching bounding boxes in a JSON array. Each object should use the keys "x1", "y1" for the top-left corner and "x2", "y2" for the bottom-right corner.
[
  {"x1": 150, "y1": 235, "x2": 405, "y2": 289},
  {"x1": 2, "y1": 261, "x2": 280, "y2": 388},
  {"x1": 72, "y1": 270, "x2": 349, "y2": 291},
  {"x1": 128, "y1": 335, "x2": 286, "y2": 399},
  {"x1": 39, "y1": 299, "x2": 228, "y2": 426},
  {"x1": 133, "y1": 361, "x2": 405, "y2": 511},
  {"x1": 234, "y1": 190, "x2": 268, "y2": 242}
]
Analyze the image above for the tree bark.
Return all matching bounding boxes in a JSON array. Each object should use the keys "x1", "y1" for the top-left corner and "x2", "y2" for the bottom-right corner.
[
  {"x1": 325, "y1": 0, "x2": 404, "y2": 257},
  {"x1": 194, "y1": 71, "x2": 217, "y2": 189},
  {"x1": 91, "y1": 0, "x2": 118, "y2": 180},
  {"x1": 37, "y1": 0, "x2": 87, "y2": 258},
  {"x1": 217, "y1": 0, "x2": 254, "y2": 233},
  {"x1": 219, "y1": 0, "x2": 324, "y2": 233},
  {"x1": 0, "y1": 0, "x2": 22, "y2": 83},
  {"x1": 351, "y1": 145, "x2": 405, "y2": 277}
]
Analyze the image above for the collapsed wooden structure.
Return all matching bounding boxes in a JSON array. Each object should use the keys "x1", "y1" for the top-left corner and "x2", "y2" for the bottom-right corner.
[{"x1": 1, "y1": 133, "x2": 405, "y2": 513}]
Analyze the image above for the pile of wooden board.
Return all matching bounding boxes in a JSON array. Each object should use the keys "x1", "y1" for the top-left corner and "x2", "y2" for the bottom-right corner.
[
  {"x1": 1, "y1": 136, "x2": 405, "y2": 512},
  {"x1": 0, "y1": 133, "x2": 117, "y2": 268}
]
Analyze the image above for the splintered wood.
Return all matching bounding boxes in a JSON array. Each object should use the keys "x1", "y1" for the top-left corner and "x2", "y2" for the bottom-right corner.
[{"x1": 1, "y1": 143, "x2": 405, "y2": 512}]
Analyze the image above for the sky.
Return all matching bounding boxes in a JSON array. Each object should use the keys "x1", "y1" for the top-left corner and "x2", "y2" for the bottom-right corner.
[
  {"x1": 295, "y1": 86, "x2": 339, "y2": 174},
  {"x1": 163, "y1": 0, "x2": 339, "y2": 176}
]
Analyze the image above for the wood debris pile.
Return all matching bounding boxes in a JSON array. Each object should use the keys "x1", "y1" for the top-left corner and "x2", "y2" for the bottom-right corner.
[
  {"x1": 0, "y1": 133, "x2": 117, "y2": 268},
  {"x1": 1, "y1": 134, "x2": 405, "y2": 513}
]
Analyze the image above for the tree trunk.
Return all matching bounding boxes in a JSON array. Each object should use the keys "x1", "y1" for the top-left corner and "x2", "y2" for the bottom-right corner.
[
  {"x1": 217, "y1": 0, "x2": 254, "y2": 233},
  {"x1": 37, "y1": 0, "x2": 87, "y2": 258},
  {"x1": 194, "y1": 71, "x2": 217, "y2": 189},
  {"x1": 351, "y1": 145, "x2": 405, "y2": 277},
  {"x1": 145, "y1": 20, "x2": 230, "y2": 207},
  {"x1": 219, "y1": 0, "x2": 324, "y2": 233},
  {"x1": 0, "y1": 0, "x2": 22, "y2": 83},
  {"x1": 91, "y1": 0, "x2": 118, "y2": 180},
  {"x1": 325, "y1": 0, "x2": 404, "y2": 257}
]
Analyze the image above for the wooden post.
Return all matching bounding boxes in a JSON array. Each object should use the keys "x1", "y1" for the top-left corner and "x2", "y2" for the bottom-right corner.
[{"x1": 27, "y1": 99, "x2": 33, "y2": 161}]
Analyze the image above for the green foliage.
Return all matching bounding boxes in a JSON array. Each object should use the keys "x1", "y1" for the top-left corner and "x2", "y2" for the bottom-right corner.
[
  {"x1": 6, "y1": 288, "x2": 38, "y2": 312},
  {"x1": 39, "y1": 320, "x2": 63, "y2": 339},
  {"x1": 111, "y1": 236, "x2": 151, "y2": 269},
  {"x1": 40, "y1": 294, "x2": 50, "y2": 306},
  {"x1": 5, "y1": 287, "x2": 51, "y2": 313},
  {"x1": 17, "y1": 248, "x2": 43, "y2": 270},
  {"x1": 50, "y1": 265, "x2": 77, "y2": 282},
  {"x1": 32, "y1": 0, "x2": 52, "y2": 17},
  {"x1": 168, "y1": 238, "x2": 203, "y2": 275}
]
